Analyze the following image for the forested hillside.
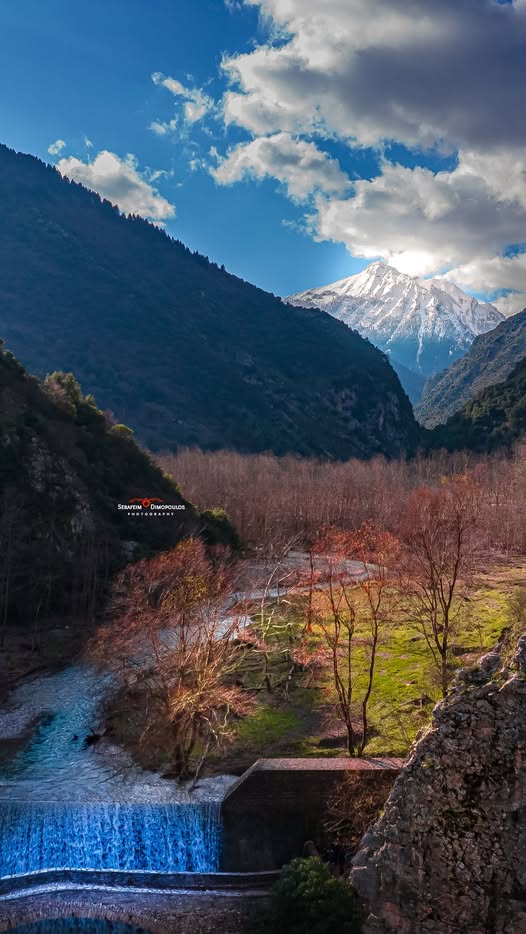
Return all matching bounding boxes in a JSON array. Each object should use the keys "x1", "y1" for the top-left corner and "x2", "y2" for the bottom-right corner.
[
  {"x1": 0, "y1": 342, "x2": 204, "y2": 627},
  {"x1": 417, "y1": 308, "x2": 526, "y2": 427},
  {"x1": 430, "y1": 357, "x2": 526, "y2": 453},
  {"x1": 0, "y1": 144, "x2": 419, "y2": 460}
]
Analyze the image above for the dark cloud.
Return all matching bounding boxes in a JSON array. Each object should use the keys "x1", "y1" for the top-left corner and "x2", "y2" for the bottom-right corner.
[{"x1": 225, "y1": 0, "x2": 526, "y2": 149}]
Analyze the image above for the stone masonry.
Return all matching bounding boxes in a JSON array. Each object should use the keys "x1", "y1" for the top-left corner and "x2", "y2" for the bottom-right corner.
[
  {"x1": 0, "y1": 887, "x2": 271, "y2": 934},
  {"x1": 352, "y1": 636, "x2": 526, "y2": 934}
]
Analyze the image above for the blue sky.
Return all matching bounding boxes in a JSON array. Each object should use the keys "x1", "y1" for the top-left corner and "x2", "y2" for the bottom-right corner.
[{"x1": 1, "y1": 0, "x2": 525, "y2": 309}]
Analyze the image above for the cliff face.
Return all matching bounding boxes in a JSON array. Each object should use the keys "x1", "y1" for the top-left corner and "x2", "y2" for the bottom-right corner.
[{"x1": 352, "y1": 639, "x2": 526, "y2": 934}]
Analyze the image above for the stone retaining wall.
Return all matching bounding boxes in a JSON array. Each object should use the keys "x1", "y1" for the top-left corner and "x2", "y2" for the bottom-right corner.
[
  {"x1": 0, "y1": 869, "x2": 280, "y2": 898},
  {"x1": 0, "y1": 757, "x2": 402, "y2": 931},
  {"x1": 0, "y1": 888, "x2": 270, "y2": 934}
]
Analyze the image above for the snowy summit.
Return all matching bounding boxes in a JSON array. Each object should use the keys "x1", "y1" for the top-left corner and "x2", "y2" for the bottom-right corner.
[{"x1": 287, "y1": 262, "x2": 504, "y2": 378}]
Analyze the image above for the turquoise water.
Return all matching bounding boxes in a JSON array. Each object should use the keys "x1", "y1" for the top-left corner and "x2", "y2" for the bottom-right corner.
[
  {"x1": 0, "y1": 666, "x2": 149, "y2": 803},
  {"x1": 0, "y1": 664, "x2": 234, "y2": 803},
  {"x1": 0, "y1": 666, "x2": 232, "y2": 878}
]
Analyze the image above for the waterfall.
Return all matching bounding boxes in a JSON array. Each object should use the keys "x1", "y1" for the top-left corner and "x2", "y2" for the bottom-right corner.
[{"x1": 0, "y1": 801, "x2": 222, "y2": 876}]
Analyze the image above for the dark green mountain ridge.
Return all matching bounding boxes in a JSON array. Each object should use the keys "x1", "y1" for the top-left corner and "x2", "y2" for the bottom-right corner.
[
  {"x1": 0, "y1": 143, "x2": 418, "y2": 460},
  {"x1": 417, "y1": 308, "x2": 526, "y2": 427},
  {"x1": 430, "y1": 355, "x2": 526, "y2": 453}
]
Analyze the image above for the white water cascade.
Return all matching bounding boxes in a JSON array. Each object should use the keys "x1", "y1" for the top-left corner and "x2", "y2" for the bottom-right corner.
[
  {"x1": 0, "y1": 801, "x2": 222, "y2": 876},
  {"x1": 0, "y1": 665, "x2": 235, "y2": 879}
]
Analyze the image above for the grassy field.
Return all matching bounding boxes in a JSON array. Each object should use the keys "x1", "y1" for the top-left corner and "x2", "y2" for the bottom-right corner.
[{"x1": 209, "y1": 559, "x2": 525, "y2": 770}]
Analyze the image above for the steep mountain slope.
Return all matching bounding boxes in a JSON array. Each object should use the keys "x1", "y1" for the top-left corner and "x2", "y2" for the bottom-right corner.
[
  {"x1": 0, "y1": 342, "x2": 203, "y2": 624},
  {"x1": 417, "y1": 308, "x2": 526, "y2": 427},
  {"x1": 0, "y1": 144, "x2": 418, "y2": 460},
  {"x1": 430, "y1": 356, "x2": 526, "y2": 453},
  {"x1": 389, "y1": 360, "x2": 426, "y2": 406},
  {"x1": 288, "y1": 262, "x2": 504, "y2": 380}
]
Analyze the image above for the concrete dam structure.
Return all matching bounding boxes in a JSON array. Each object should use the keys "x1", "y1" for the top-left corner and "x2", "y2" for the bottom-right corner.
[
  {"x1": 0, "y1": 757, "x2": 402, "y2": 932},
  {"x1": 221, "y1": 757, "x2": 403, "y2": 871}
]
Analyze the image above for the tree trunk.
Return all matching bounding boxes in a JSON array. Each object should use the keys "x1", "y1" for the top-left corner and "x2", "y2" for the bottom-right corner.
[
  {"x1": 346, "y1": 723, "x2": 356, "y2": 757},
  {"x1": 441, "y1": 655, "x2": 449, "y2": 698}
]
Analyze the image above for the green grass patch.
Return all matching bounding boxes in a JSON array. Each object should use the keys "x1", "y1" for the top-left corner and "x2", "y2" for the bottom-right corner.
[
  {"x1": 234, "y1": 706, "x2": 302, "y2": 752},
  {"x1": 215, "y1": 564, "x2": 522, "y2": 767}
]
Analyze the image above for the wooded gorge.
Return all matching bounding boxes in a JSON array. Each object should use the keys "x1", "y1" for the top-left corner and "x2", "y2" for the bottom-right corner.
[{"x1": 0, "y1": 143, "x2": 418, "y2": 461}]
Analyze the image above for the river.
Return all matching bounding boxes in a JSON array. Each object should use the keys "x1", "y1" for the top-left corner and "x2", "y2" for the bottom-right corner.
[{"x1": 0, "y1": 665, "x2": 234, "y2": 876}]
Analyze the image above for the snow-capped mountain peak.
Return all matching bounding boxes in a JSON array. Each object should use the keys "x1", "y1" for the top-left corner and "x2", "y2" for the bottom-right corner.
[{"x1": 287, "y1": 262, "x2": 504, "y2": 378}]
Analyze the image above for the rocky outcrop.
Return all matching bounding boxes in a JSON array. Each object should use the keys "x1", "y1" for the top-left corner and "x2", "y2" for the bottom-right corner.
[{"x1": 352, "y1": 637, "x2": 526, "y2": 934}]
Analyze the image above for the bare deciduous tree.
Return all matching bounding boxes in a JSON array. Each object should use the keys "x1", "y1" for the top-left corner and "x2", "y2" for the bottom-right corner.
[
  {"x1": 307, "y1": 523, "x2": 400, "y2": 757},
  {"x1": 91, "y1": 539, "x2": 252, "y2": 779},
  {"x1": 400, "y1": 473, "x2": 483, "y2": 697},
  {"x1": 159, "y1": 446, "x2": 526, "y2": 556},
  {"x1": 324, "y1": 770, "x2": 398, "y2": 856}
]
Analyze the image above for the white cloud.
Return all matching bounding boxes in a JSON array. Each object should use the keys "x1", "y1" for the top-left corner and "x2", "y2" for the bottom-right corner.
[
  {"x1": 56, "y1": 151, "x2": 176, "y2": 222},
  {"x1": 224, "y1": 0, "x2": 526, "y2": 151},
  {"x1": 184, "y1": 96, "x2": 211, "y2": 123},
  {"x1": 189, "y1": 157, "x2": 208, "y2": 172},
  {"x1": 215, "y1": 1, "x2": 526, "y2": 308},
  {"x1": 304, "y1": 148, "x2": 526, "y2": 317},
  {"x1": 150, "y1": 118, "x2": 178, "y2": 137},
  {"x1": 212, "y1": 133, "x2": 349, "y2": 200},
  {"x1": 444, "y1": 253, "x2": 526, "y2": 317},
  {"x1": 152, "y1": 71, "x2": 214, "y2": 124},
  {"x1": 48, "y1": 139, "x2": 66, "y2": 156},
  {"x1": 311, "y1": 150, "x2": 526, "y2": 273},
  {"x1": 148, "y1": 167, "x2": 172, "y2": 183},
  {"x1": 495, "y1": 292, "x2": 526, "y2": 317}
]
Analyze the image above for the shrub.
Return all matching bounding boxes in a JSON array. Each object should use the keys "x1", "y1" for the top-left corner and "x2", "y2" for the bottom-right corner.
[
  {"x1": 262, "y1": 857, "x2": 361, "y2": 934},
  {"x1": 110, "y1": 423, "x2": 135, "y2": 441},
  {"x1": 200, "y1": 506, "x2": 240, "y2": 549}
]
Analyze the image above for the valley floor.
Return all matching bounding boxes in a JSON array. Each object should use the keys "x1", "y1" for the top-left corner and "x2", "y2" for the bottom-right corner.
[
  {"x1": 204, "y1": 557, "x2": 526, "y2": 771},
  {"x1": 1, "y1": 556, "x2": 523, "y2": 787}
]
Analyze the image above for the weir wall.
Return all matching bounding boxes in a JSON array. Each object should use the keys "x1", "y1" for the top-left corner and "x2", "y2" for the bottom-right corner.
[{"x1": 221, "y1": 756, "x2": 402, "y2": 871}]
